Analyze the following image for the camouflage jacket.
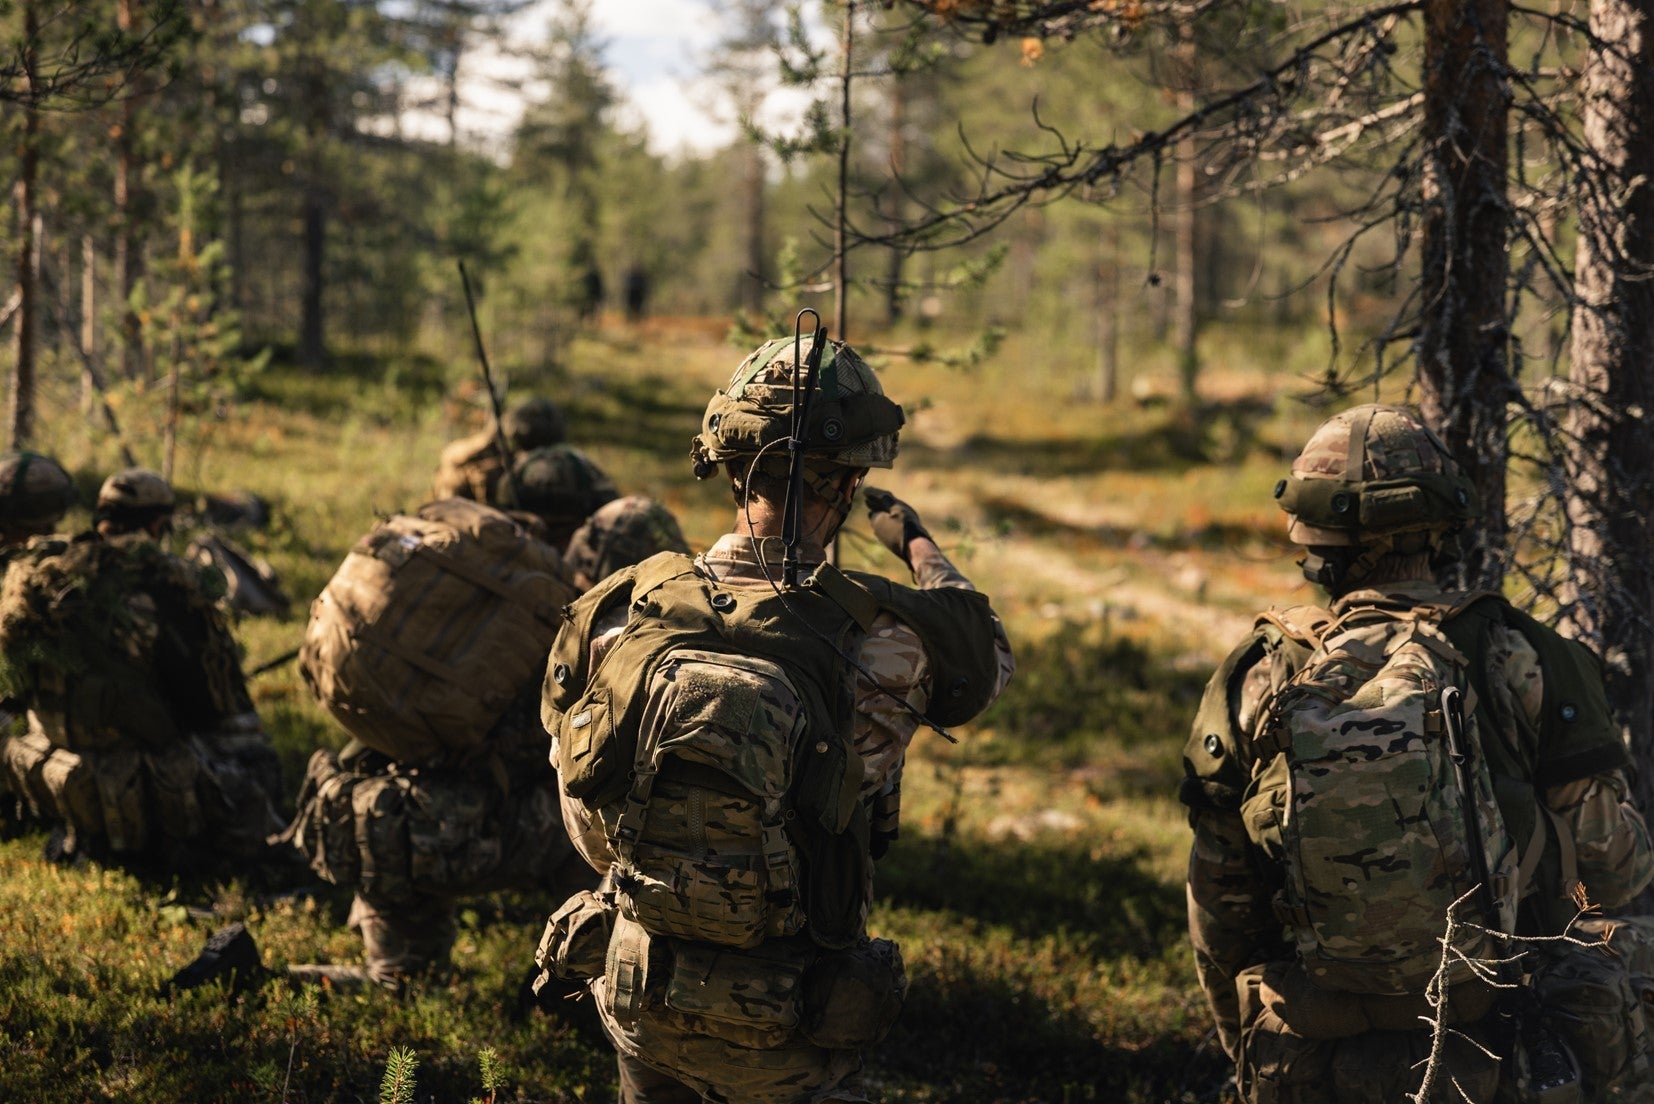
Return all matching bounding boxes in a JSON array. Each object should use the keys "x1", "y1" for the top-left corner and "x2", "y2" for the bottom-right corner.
[
  {"x1": 557, "y1": 533, "x2": 1015, "y2": 890},
  {"x1": 1182, "y1": 581, "x2": 1654, "y2": 1058}
]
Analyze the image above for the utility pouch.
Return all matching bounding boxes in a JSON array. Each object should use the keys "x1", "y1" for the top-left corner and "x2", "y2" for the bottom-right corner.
[
  {"x1": 663, "y1": 940, "x2": 809, "y2": 1048},
  {"x1": 604, "y1": 914, "x2": 662, "y2": 1028},
  {"x1": 1507, "y1": 1031, "x2": 1583, "y2": 1104},
  {"x1": 536, "y1": 890, "x2": 616, "y2": 982},
  {"x1": 799, "y1": 936, "x2": 907, "y2": 1049},
  {"x1": 1523, "y1": 920, "x2": 1654, "y2": 1101}
]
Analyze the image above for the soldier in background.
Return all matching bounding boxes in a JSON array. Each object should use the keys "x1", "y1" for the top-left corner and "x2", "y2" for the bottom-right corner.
[
  {"x1": 260, "y1": 498, "x2": 689, "y2": 992},
  {"x1": 0, "y1": 450, "x2": 78, "y2": 827},
  {"x1": 533, "y1": 337, "x2": 1015, "y2": 1103},
  {"x1": 432, "y1": 395, "x2": 569, "y2": 502},
  {"x1": 564, "y1": 495, "x2": 689, "y2": 591},
  {"x1": 1182, "y1": 406, "x2": 1654, "y2": 1102},
  {"x1": 0, "y1": 468, "x2": 284, "y2": 870}
]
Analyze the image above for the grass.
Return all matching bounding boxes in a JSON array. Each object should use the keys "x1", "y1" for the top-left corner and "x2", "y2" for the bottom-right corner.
[{"x1": 8, "y1": 319, "x2": 1321, "y2": 1102}]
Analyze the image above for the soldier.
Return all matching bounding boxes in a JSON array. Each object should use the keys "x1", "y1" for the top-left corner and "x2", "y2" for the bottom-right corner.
[
  {"x1": 1182, "y1": 405, "x2": 1654, "y2": 1103},
  {"x1": 532, "y1": 335, "x2": 1015, "y2": 1103},
  {"x1": 432, "y1": 395, "x2": 569, "y2": 502},
  {"x1": 268, "y1": 498, "x2": 689, "y2": 992},
  {"x1": 0, "y1": 468, "x2": 284, "y2": 869}
]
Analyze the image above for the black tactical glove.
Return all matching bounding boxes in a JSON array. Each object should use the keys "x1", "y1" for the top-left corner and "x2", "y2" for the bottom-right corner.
[{"x1": 863, "y1": 487, "x2": 931, "y2": 566}]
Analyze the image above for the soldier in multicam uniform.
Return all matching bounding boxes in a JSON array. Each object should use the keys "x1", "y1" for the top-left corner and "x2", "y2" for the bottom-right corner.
[
  {"x1": 267, "y1": 497, "x2": 691, "y2": 992},
  {"x1": 534, "y1": 337, "x2": 1015, "y2": 1104},
  {"x1": 0, "y1": 468, "x2": 284, "y2": 868},
  {"x1": 1181, "y1": 405, "x2": 1654, "y2": 1103}
]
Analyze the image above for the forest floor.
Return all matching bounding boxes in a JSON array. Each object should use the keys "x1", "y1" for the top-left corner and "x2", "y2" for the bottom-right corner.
[{"x1": 6, "y1": 318, "x2": 1333, "y2": 1102}]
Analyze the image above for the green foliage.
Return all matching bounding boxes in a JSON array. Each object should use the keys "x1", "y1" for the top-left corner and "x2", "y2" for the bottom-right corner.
[{"x1": 379, "y1": 1046, "x2": 419, "y2": 1104}]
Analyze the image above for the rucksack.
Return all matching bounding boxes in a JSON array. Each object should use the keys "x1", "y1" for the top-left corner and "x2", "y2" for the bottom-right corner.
[
  {"x1": 1241, "y1": 601, "x2": 1527, "y2": 996},
  {"x1": 545, "y1": 552, "x2": 876, "y2": 952},
  {"x1": 300, "y1": 498, "x2": 577, "y2": 764}
]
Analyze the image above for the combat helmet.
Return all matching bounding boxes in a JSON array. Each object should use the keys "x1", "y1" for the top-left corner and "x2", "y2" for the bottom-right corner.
[
  {"x1": 1275, "y1": 404, "x2": 1476, "y2": 587},
  {"x1": 95, "y1": 467, "x2": 176, "y2": 534},
  {"x1": 500, "y1": 397, "x2": 567, "y2": 452},
  {"x1": 0, "y1": 450, "x2": 76, "y2": 541},
  {"x1": 502, "y1": 445, "x2": 619, "y2": 541},
  {"x1": 564, "y1": 495, "x2": 690, "y2": 589},
  {"x1": 691, "y1": 337, "x2": 904, "y2": 482}
]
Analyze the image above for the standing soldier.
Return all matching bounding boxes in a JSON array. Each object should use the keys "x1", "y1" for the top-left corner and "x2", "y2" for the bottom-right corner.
[
  {"x1": 1182, "y1": 405, "x2": 1654, "y2": 1102},
  {"x1": 0, "y1": 468, "x2": 284, "y2": 869},
  {"x1": 532, "y1": 334, "x2": 1014, "y2": 1103}
]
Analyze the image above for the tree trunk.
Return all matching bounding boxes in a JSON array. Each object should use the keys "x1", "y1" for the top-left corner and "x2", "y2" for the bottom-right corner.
[
  {"x1": 81, "y1": 235, "x2": 97, "y2": 416},
  {"x1": 884, "y1": 73, "x2": 908, "y2": 327},
  {"x1": 115, "y1": 0, "x2": 146, "y2": 383},
  {"x1": 1173, "y1": 21, "x2": 1200, "y2": 404},
  {"x1": 1094, "y1": 218, "x2": 1120, "y2": 403},
  {"x1": 300, "y1": 187, "x2": 327, "y2": 369},
  {"x1": 832, "y1": 0, "x2": 855, "y2": 341},
  {"x1": 10, "y1": 2, "x2": 40, "y2": 449},
  {"x1": 1415, "y1": 0, "x2": 1511, "y2": 591},
  {"x1": 1563, "y1": 0, "x2": 1654, "y2": 817},
  {"x1": 741, "y1": 142, "x2": 767, "y2": 316}
]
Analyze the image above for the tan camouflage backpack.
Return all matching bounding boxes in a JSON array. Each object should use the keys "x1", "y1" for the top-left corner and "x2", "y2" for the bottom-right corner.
[
  {"x1": 538, "y1": 551, "x2": 919, "y2": 1055},
  {"x1": 1241, "y1": 598, "x2": 1531, "y2": 996},
  {"x1": 300, "y1": 498, "x2": 577, "y2": 764}
]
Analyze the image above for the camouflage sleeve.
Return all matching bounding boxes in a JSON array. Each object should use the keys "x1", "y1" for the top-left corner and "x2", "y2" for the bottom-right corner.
[
  {"x1": 1484, "y1": 623, "x2": 1654, "y2": 905},
  {"x1": 1187, "y1": 806, "x2": 1278, "y2": 1060},
  {"x1": 853, "y1": 612, "x2": 930, "y2": 801},
  {"x1": 1545, "y1": 770, "x2": 1654, "y2": 909},
  {"x1": 906, "y1": 540, "x2": 1015, "y2": 701}
]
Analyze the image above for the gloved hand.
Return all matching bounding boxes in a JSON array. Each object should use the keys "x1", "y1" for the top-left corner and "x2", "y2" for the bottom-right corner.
[{"x1": 863, "y1": 487, "x2": 931, "y2": 565}]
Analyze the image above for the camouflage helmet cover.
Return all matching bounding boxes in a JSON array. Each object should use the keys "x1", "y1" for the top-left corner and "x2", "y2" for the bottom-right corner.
[
  {"x1": 97, "y1": 467, "x2": 176, "y2": 513},
  {"x1": 691, "y1": 337, "x2": 904, "y2": 477},
  {"x1": 503, "y1": 444, "x2": 619, "y2": 524},
  {"x1": 1276, "y1": 404, "x2": 1476, "y2": 546},
  {"x1": 500, "y1": 396, "x2": 567, "y2": 452},
  {"x1": 0, "y1": 450, "x2": 76, "y2": 536},
  {"x1": 564, "y1": 495, "x2": 690, "y2": 588}
]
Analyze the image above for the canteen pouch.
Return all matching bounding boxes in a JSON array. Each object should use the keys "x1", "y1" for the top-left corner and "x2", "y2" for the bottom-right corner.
[
  {"x1": 799, "y1": 936, "x2": 907, "y2": 1049},
  {"x1": 663, "y1": 940, "x2": 808, "y2": 1049},
  {"x1": 536, "y1": 890, "x2": 616, "y2": 982}
]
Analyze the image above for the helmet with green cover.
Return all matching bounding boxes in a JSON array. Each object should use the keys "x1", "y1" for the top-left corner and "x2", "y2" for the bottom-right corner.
[
  {"x1": 1275, "y1": 404, "x2": 1476, "y2": 586},
  {"x1": 690, "y1": 337, "x2": 904, "y2": 482},
  {"x1": 0, "y1": 450, "x2": 75, "y2": 542}
]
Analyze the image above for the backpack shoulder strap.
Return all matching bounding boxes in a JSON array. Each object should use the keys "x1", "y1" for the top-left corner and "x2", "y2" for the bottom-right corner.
[{"x1": 1255, "y1": 603, "x2": 1335, "y2": 651}]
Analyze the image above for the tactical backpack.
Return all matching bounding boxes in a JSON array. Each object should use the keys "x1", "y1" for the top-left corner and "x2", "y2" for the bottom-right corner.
[
  {"x1": 1241, "y1": 601, "x2": 1530, "y2": 996},
  {"x1": 540, "y1": 551, "x2": 939, "y2": 1058},
  {"x1": 300, "y1": 498, "x2": 577, "y2": 764},
  {"x1": 546, "y1": 551, "x2": 875, "y2": 952}
]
